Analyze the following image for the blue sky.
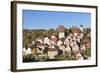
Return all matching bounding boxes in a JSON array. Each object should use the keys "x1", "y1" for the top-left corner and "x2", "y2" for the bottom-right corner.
[{"x1": 23, "y1": 10, "x2": 91, "y2": 30}]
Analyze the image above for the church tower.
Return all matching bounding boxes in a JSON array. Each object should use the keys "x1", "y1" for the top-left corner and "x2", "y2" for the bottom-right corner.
[
  {"x1": 58, "y1": 25, "x2": 65, "y2": 39},
  {"x1": 80, "y1": 24, "x2": 84, "y2": 32}
]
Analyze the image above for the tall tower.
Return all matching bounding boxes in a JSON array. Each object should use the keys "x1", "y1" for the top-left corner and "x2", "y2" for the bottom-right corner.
[
  {"x1": 80, "y1": 24, "x2": 84, "y2": 32},
  {"x1": 58, "y1": 25, "x2": 65, "y2": 39}
]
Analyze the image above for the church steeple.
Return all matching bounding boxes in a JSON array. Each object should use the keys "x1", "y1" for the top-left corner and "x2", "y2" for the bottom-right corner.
[
  {"x1": 80, "y1": 24, "x2": 84, "y2": 32},
  {"x1": 58, "y1": 25, "x2": 65, "y2": 39}
]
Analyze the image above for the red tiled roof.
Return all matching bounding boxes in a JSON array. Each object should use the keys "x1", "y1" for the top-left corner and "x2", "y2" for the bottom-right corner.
[{"x1": 72, "y1": 28, "x2": 81, "y2": 33}]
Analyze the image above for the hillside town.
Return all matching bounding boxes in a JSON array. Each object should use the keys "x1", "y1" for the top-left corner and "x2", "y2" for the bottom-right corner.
[{"x1": 23, "y1": 25, "x2": 91, "y2": 62}]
